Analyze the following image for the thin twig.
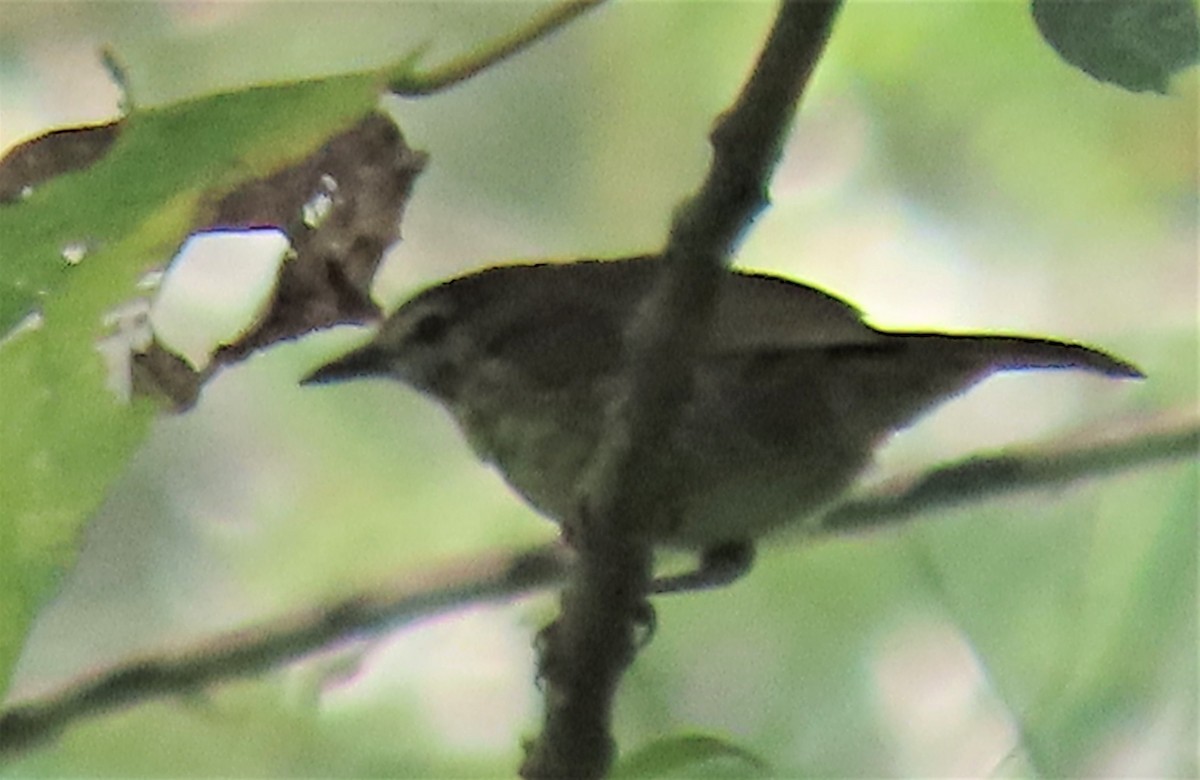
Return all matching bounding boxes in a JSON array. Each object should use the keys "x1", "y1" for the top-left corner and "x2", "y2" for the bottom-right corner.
[
  {"x1": 388, "y1": 0, "x2": 607, "y2": 96},
  {"x1": 823, "y1": 412, "x2": 1200, "y2": 533},
  {"x1": 1, "y1": 413, "x2": 1193, "y2": 761},
  {"x1": 0, "y1": 546, "x2": 570, "y2": 759},
  {"x1": 519, "y1": 3, "x2": 843, "y2": 778}
]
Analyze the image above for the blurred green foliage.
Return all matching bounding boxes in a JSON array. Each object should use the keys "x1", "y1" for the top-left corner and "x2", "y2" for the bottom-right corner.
[{"x1": 1, "y1": 2, "x2": 1194, "y2": 777}]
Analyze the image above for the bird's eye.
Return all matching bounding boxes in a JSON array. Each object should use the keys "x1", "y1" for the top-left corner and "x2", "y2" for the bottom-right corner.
[{"x1": 410, "y1": 311, "x2": 449, "y2": 344}]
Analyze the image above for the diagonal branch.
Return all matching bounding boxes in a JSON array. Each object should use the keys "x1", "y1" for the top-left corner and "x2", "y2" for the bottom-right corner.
[
  {"x1": 667, "y1": 0, "x2": 841, "y2": 260},
  {"x1": 823, "y1": 412, "x2": 1199, "y2": 533},
  {"x1": 1, "y1": 412, "x2": 1193, "y2": 761},
  {"x1": 517, "y1": 3, "x2": 849, "y2": 776},
  {"x1": 0, "y1": 546, "x2": 570, "y2": 759}
]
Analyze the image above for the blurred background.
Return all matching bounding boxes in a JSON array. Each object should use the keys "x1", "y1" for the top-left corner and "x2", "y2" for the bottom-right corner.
[{"x1": 1, "y1": 2, "x2": 1195, "y2": 776}]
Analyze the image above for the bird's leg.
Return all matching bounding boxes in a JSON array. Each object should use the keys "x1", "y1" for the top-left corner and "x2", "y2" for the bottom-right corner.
[{"x1": 650, "y1": 541, "x2": 756, "y2": 595}]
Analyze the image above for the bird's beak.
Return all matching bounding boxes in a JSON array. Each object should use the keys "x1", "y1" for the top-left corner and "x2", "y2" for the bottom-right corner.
[{"x1": 301, "y1": 345, "x2": 389, "y2": 386}]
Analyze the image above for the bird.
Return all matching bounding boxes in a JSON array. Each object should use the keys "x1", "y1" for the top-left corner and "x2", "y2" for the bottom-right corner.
[{"x1": 303, "y1": 256, "x2": 1142, "y2": 591}]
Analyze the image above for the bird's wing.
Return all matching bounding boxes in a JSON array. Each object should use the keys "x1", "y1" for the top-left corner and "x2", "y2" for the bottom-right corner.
[{"x1": 709, "y1": 271, "x2": 883, "y2": 352}]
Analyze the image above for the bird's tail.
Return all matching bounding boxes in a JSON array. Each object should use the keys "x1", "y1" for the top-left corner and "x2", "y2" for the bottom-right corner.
[
  {"x1": 828, "y1": 332, "x2": 1143, "y2": 442},
  {"x1": 904, "y1": 333, "x2": 1144, "y2": 379}
]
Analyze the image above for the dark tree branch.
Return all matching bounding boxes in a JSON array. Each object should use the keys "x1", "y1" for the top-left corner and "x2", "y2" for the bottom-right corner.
[
  {"x1": 1, "y1": 413, "x2": 1192, "y2": 761},
  {"x1": 520, "y1": 3, "x2": 843, "y2": 778},
  {"x1": 0, "y1": 546, "x2": 569, "y2": 759},
  {"x1": 668, "y1": 0, "x2": 841, "y2": 261},
  {"x1": 823, "y1": 412, "x2": 1200, "y2": 533}
]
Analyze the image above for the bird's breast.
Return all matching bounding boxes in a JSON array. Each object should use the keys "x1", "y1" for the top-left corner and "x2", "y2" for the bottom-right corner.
[{"x1": 446, "y1": 358, "x2": 875, "y2": 549}]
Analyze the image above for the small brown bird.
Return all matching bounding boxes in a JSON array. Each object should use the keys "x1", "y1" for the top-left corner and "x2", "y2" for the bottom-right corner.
[{"x1": 304, "y1": 257, "x2": 1142, "y2": 590}]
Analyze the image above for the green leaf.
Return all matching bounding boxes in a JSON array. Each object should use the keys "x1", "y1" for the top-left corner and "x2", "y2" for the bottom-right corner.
[
  {"x1": 1032, "y1": 0, "x2": 1200, "y2": 93},
  {"x1": 0, "y1": 66, "x2": 393, "y2": 696}
]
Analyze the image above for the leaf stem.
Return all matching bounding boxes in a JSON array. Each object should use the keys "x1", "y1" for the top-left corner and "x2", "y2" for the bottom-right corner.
[{"x1": 388, "y1": 0, "x2": 607, "y2": 96}]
